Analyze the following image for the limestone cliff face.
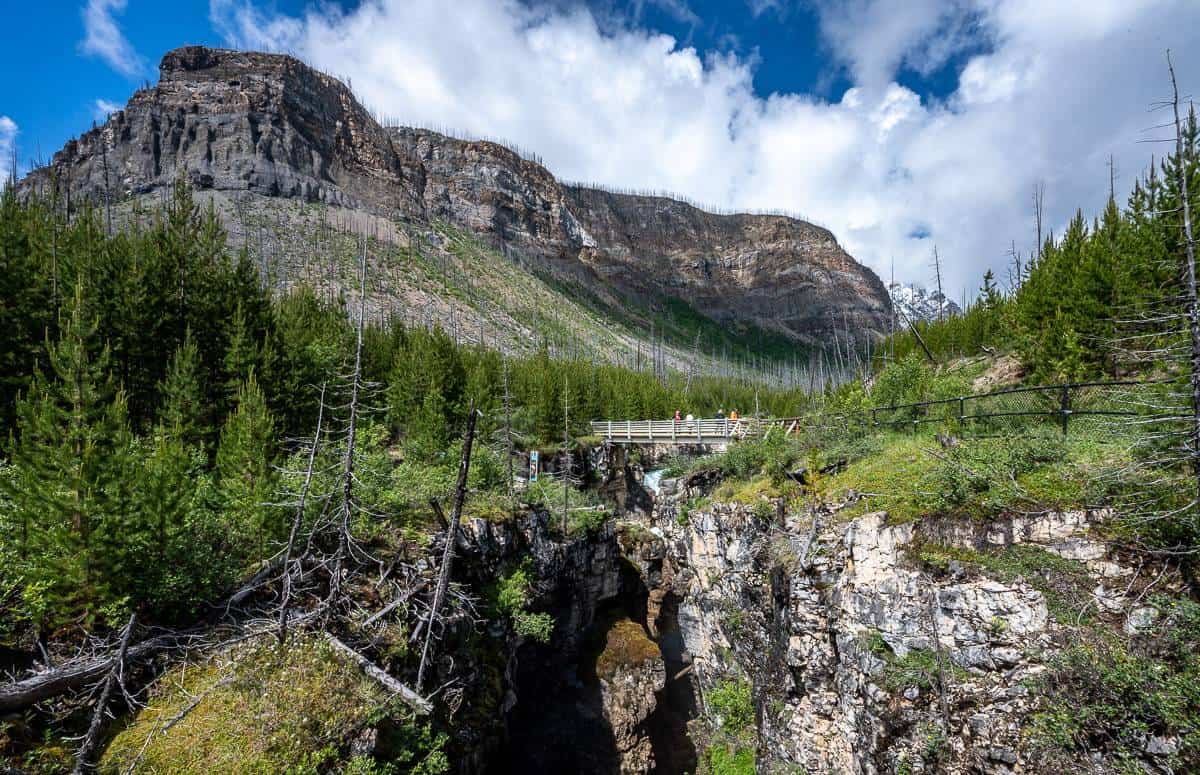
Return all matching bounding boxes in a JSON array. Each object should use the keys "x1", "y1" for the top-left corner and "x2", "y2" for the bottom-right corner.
[
  {"x1": 23, "y1": 46, "x2": 890, "y2": 343},
  {"x1": 645, "y1": 475, "x2": 1176, "y2": 775}
]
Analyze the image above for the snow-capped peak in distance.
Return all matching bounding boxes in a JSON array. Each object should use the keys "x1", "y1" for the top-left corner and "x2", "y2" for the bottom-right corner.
[{"x1": 888, "y1": 282, "x2": 962, "y2": 324}]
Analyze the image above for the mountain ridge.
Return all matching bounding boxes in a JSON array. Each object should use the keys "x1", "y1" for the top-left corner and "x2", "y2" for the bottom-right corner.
[{"x1": 18, "y1": 45, "x2": 891, "y2": 350}]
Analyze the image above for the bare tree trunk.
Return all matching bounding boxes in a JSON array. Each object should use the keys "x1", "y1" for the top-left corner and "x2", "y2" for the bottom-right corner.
[
  {"x1": 336, "y1": 241, "x2": 369, "y2": 572},
  {"x1": 926, "y1": 589, "x2": 951, "y2": 731},
  {"x1": 417, "y1": 401, "x2": 479, "y2": 689},
  {"x1": 1168, "y1": 52, "x2": 1200, "y2": 511},
  {"x1": 279, "y1": 382, "x2": 327, "y2": 643},
  {"x1": 502, "y1": 359, "x2": 515, "y2": 508},
  {"x1": 326, "y1": 635, "x2": 431, "y2": 714},
  {"x1": 932, "y1": 245, "x2": 945, "y2": 322},
  {"x1": 1034, "y1": 180, "x2": 1046, "y2": 260},
  {"x1": 562, "y1": 375, "x2": 571, "y2": 535}
]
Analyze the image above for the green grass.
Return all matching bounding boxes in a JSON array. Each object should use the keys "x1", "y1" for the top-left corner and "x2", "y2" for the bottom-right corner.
[
  {"x1": 826, "y1": 435, "x2": 935, "y2": 522},
  {"x1": 823, "y1": 428, "x2": 1131, "y2": 524}
]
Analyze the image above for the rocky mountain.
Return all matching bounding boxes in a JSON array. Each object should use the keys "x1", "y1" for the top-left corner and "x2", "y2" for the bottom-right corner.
[
  {"x1": 889, "y1": 282, "x2": 962, "y2": 325},
  {"x1": 18, "y1": 46, "x2": 890, "y2": 357}
]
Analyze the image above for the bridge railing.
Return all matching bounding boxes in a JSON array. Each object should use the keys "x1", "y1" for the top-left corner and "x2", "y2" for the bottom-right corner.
[{"x1": 590, "y1": 418, "x2": 761, "y2": 442}]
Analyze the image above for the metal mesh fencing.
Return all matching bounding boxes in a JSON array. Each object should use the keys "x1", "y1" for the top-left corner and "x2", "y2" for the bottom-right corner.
[{"x1": 778, "y1": 380, "x2": 1167, "y2": 447}]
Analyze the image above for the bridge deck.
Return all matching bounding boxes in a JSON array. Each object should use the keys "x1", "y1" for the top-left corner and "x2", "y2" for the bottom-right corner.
[{"x1": 590, "y1": 418, "x2": 765, "y2": 444}]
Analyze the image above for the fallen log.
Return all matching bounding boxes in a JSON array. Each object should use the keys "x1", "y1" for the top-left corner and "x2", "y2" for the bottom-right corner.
[
  {"x1": 0, "y1": 632, "x2": 176, "y2": 714},
  {"x1": 325, "y1": 635, "x2": 432, "y2": 715}
]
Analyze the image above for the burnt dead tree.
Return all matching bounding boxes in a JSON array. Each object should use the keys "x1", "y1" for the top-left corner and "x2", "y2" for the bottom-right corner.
[
  {"x1": 1167, "y1": 52, "x2": 1200, "y2": 510},
  {"x1": 278, "y1": 381, "x2": 327, "y2": 643},
  {"x1": 417, "y1": 400, "x2": 479, "y2": 689}
]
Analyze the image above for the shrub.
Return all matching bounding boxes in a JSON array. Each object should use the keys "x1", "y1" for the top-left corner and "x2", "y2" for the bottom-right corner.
[
  {"x1": 494, "y1": 560, "x2": 553, "y2": 643},
  {"x1": 705, "y1": 744, "x2": 755, "y2": 775},
  {"x1": 707, "y1": 678, "x2": 754, "y2": 737},
  {"x1": 717, "y1": 432, "x2": 802, "y2": 483},
  {"x1": 1028, "y1": 621, "x2": 1200, "y2": 770}
]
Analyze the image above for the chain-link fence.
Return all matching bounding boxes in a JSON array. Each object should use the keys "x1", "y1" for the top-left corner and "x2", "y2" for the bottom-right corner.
[{"x1": 776, "y1": 380, "x2": 1166, "y2": 447}]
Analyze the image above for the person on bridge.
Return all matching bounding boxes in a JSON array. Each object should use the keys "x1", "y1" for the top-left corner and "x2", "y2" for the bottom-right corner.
[
  {"x1": 716, "y1": 409, "x2": 725, "y2": 420},
  {"x1": 685, "y1": 413, "x2": 695, "y2": 427},
  {"x1": 729, "y1": 409, "x2": 739, "y2": 422},
  {"x1": 673, "y1": 409, "x2": 682, "y2": 422}
]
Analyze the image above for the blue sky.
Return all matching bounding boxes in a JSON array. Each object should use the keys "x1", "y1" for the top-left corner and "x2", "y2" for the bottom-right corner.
[
  {"x1": 1, "y1": 1, "x2": 1196, "y2": 294},
  {"x1": 1, "y1": 0, "x2": 980, "y2": 175}
]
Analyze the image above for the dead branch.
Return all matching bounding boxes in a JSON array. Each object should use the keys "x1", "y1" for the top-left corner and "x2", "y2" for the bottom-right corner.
[
  {"x1": 325, "y1": 634, "x2": 431, "y2": 714},
  {"x1": 0, "y1": 630, "x2": 172, "y2": 714},
  {"x1": 361, "y1": 580, "x2": 430, "y2": 630},
  {"x1": 73, "y1": 613, "x2": 136, "y2": 775}
]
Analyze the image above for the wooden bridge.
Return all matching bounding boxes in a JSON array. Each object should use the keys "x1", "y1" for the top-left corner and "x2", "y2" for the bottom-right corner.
[{"x1": 590, "y1": 418, "x2": 797, "y2": 445}]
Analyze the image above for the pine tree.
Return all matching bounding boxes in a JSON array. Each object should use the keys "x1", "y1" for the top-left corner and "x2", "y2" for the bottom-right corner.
[
  {"x1": 215, "y1": 372, "x2": 278, "y2": 565},
  {"x1": 2, "y1": 284, "x2": 129, "y2": 624},
  {"x1": 0, "y1": 186, "x2": 53, "y2": 439},
  {"x1": 159, "y1": 329, "x2": 210, "y2": 447}
]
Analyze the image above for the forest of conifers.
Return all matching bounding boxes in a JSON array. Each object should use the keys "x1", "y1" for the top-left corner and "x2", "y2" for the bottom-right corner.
[
  {"x1": 0, "y1": 178, "x2": 814, "y2": 635},
  {"x1": 878, "y1": 108, "x2": 1200, "y2": 384}
]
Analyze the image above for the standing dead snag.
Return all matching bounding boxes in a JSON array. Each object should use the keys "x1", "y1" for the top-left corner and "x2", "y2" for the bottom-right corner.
[
  {"x1": 74, "y1": 613, "x2": 136, "y2": 775},
  {"x1": 502, "y1": 358, "x2": 515, "y2": 508},
  {"x1": 331, "y1": 239, "x2": 371, "y2": 606},
  {"x1": 562, "y1": 374, "x2": 571, "y2": 535},
  {"x1": 1167, "y1": 52, "x2": 1200, "y2": 508},
  {"x1": 417, "y1": 400, "x2": 479, "y2": 689},
  {"x1": 279, "y1": 381, "x2": 327, "y2": 643}
]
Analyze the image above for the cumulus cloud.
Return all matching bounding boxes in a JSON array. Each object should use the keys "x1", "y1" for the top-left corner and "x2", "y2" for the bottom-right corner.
[
  {"x1": 209, "y1": 0, "x2": 1200, "y2": 296},
  {"x1": 79, "y1": 0, "x2": 146, "y2": 78},
  {"x1": 0, "y1": 116, "x2": 17, "y2": 186}
]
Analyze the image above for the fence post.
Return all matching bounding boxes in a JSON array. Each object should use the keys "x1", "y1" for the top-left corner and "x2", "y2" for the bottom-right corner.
[
  {"x1": 1059, "y1": 384, "x2": 1071, "y2": 435},
  {"x1": 958, "y1": 396, "x2": 965, "y2": 433}
]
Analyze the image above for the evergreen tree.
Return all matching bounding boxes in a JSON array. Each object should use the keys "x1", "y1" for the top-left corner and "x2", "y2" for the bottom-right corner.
[
  {"x1": 215, "y1": 372, "x2": 278, "y2": 565},
  {"x1": 2, "y1": 284, "x2": 129, "y2": 624},
  {"x1": 159, "y1": 329, "x2": 210, "y2": 447},
  {"x1": 0, "y1": 186, "x2": 53, "y2": 439}
]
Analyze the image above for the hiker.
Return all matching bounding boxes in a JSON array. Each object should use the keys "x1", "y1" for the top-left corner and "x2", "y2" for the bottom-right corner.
[
  {"x1": 685, "y1": 412, "x2": 695, "y2": 426},
  {"x1": 716, "y1": 409, "x2": 725, "y2": 420},
  {"x1": 729, "y1": 409, "x2": 739, "y2": 421},
  {"x1": 673, "y1": 409, "x2": 682, "y2": 422}
]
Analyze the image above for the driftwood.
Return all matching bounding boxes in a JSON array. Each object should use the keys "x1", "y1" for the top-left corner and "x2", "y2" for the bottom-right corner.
[
  {"x1": 74, "y1": 613, "x2": 136, "y2": 774},
  {"x1": 325, "y1": 635, "x2": 431, "y2": 714}
]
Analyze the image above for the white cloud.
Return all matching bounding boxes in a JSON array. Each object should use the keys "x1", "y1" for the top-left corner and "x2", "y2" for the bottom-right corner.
[
  {"x1": 94, "y1": 98, "x2": 122, "y2": 120},
  {"x1": 209, "y1": 0, "x2": 1200, "y2": 297},
  {"x1": 0, "y1": 116, "x2": 17, "y2": 186},
  {"x1": 79, "y1": 0, "x2": 146, "y2": 78}
]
